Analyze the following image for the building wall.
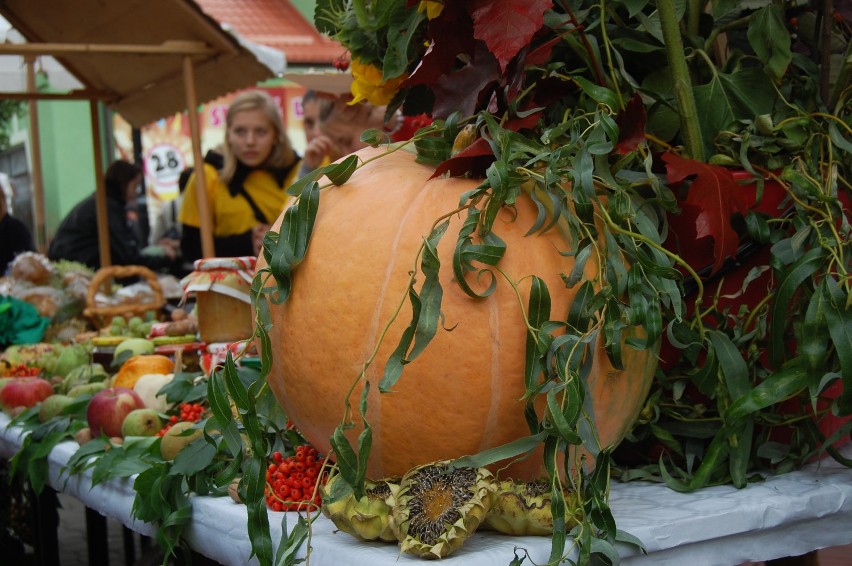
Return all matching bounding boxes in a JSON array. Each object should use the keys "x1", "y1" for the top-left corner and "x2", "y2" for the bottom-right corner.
[
  {"x1": 35, "y1": 99, "x2": 98, "y2": 240},
  {"x1": 289, "y1": 0, "x2": 315, "y2": 22}
]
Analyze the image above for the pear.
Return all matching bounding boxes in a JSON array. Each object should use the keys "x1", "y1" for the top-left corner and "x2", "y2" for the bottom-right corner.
[
  {"x1": 159, "y1": 421, "x2": 203, "y2": 460},
  {"x1": 121, "y1": 408, "x2": 163, "y2": 437},
  {"x1": 38, "y1": 394, "x2": 76, "y2": 422},
  {"x1": 67, "y1": 381, "x2": 108, "y2": 398},
  {"x1": 112, "y1": 338, "x2": 156, "y2": 368}
]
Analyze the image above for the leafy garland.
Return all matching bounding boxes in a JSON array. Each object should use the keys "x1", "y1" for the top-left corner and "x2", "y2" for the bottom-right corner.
[
  {"x1": 5, "y1": 1, "x2": 850, "y2": 565},
  {"x1": 255, "y1": 0, "x2": 850, "y2": 562}
]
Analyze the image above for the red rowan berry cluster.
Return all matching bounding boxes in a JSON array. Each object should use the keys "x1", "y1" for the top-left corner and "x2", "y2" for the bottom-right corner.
[
  {"x1": 156, "y1": 402, "x2": 205, "y2": 436},
  {"x1": 1, "y1": 364, "x2": 41, "y2": 377},
  {"x1": 265, "y1": 445, "x2": 326, "y2": 512}
]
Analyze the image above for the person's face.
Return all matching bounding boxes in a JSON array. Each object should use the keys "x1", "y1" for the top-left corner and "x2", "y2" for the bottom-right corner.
[
  {"x1": 320, "y1": 103, "x2": 385, "y2": 159},
  {"x1": 302, "y1": 98, "x2": 321, "y2": 143},
  {"x1": 125, "y1": 173, "x2": 142, "y2": 203},
  {"x1": 227, "y1": 108, "x2": 277, "y2": 167}
]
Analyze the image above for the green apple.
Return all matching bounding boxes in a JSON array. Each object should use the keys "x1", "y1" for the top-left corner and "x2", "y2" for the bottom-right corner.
[{"x1": 120, "y1": 408, "x2": 163, "y2": 437}]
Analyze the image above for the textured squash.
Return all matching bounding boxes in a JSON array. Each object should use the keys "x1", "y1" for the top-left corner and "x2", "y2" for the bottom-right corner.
[
  {"x1": 113, "y1": 354, "x2": 174, "y2": 390},
  {"x1": 260, "y1": 146, "x2": 657, "y2": 480},
  {"x1": 133, "y1": 373, "x2": 175, "y2": 412}
]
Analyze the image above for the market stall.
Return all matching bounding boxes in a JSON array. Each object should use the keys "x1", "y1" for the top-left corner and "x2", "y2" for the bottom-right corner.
[
  {"x1": 1, "y1": 412, "x2": 851, "y2": 565},
  {"x1": 0, "y1": 0, "x2": 286, "y2": 260}
]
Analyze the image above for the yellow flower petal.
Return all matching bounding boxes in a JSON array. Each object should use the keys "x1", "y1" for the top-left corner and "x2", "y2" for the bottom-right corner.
[
  {"x1": 418, "y1": 1, "x2": 444, "y2": 20},
  {"x1": 349, "y1": 59, "x2": 407, "y2": 107}
]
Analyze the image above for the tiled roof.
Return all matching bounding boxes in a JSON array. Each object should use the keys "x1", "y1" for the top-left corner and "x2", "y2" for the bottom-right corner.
[{"x1": 196, "y1": 0, "x2": 345, "y2": 66}]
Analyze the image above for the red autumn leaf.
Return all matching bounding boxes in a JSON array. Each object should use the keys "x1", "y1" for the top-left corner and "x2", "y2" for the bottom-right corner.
[
  {"x1": 431, "y1": 137, "x2": 495, "y2": 179},
  {"x1": 431, "y1": 43, "x2": 500, "y2": 119},
  {"x1": 663, "y1": 152, "x2": 751, "y2": 275},
  {"x1": 525, "y1": 34, "x2": 562, "y2": 67},
  {"x1": 615, "y1": 93, "x2": 646, "y2": 154},
  {"x1": 404, "y1": 2, "x2": 475, "y2": 88},
  {"x1": 469, "y1": 0, "x2": 553, "y2": 72},
  {"x1": 430, "y1": 111, "x2": 540, "y2": 179}
]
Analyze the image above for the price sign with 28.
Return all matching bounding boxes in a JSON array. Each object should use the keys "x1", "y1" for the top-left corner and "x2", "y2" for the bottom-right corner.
[{"x1": 144, "y1": 143, "x2": 186, "y2": 197}]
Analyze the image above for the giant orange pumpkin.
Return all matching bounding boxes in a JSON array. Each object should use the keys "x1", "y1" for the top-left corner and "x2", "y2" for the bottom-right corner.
[{"x1": 259, "y1": 146, "x2": 657, "y2": 480}]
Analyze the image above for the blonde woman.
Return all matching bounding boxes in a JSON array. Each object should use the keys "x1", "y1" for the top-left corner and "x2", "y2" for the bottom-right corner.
[{"x1": 179, "y1": 90, "x2": 301, "y2": 262}]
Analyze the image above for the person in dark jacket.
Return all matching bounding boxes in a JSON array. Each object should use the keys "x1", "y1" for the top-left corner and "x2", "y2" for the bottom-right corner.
[
  {"x1": 0, "y1": 189, "x2": 34, "y2": 273},
  {"x1": 48, "y1": 160, "x2": 176, "y2": 271}
]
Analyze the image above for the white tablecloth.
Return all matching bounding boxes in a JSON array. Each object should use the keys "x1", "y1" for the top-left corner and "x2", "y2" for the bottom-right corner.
[{"x1": 2, "y1": 413, "x2": 851, "y2": 565}]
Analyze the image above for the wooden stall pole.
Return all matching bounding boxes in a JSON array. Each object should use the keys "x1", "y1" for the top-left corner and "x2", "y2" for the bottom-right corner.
[
  {"x1": 182, "y1": 55, "x2": 214, "y2": 258},
  {"x1": 24, "y1": 56, "x2": 47, "y2": 253},
  {"x1": 89, "y1": 99, "x2": 111, "y2": 269}
]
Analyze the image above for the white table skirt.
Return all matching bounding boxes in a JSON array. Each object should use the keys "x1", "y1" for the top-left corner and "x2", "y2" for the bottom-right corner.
[{"x1": 2, "y1": 412, "x2": 851, "y2": 565}]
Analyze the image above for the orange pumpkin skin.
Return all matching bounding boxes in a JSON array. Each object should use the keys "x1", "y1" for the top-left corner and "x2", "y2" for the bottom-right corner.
[
  {"x1": 113, "y1": 354, "x2": 174, "y2": 390},
  {"x1": 260, "y1": 146, "x2": 657, "y2": 480}
]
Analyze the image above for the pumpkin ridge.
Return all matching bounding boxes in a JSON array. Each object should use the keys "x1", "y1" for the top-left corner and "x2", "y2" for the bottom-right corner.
[
  {"x1": 481, "y1": 292, "x2": 502, "y2": 453},
  {"x1": 362, "y1": 172, "x2": 437, "y2": 471}
]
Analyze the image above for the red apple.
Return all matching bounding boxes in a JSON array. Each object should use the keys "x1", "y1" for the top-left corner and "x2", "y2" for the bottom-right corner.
[
  {"x1": 86, "y1": 387, "x2": 145, "y2": 438},
  {"x1": 0, "y1": 377, "x2": 54, "y2": 414}
]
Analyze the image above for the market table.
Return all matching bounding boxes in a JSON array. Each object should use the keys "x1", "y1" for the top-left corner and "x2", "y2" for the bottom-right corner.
[{"x1": 2, "y1": 412, "x2": 851, "y2": 565}]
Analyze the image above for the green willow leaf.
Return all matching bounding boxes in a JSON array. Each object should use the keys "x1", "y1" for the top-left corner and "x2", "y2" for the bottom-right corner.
[
  {"x1": 769, "y1": 247, "x2": 826, "y2": 367},
  {"x1": 157, "y1": 505, "x2": 192, "y2": 557},
  {"x1": 691, "y1": 343, "x2": 719, "y2": 397},
  {"x1": 802, "y1": 282, "x2": 831, "y2": 380},
  {"x1": 707, "y1": 330, "x2": 749, "y2": 398},
  {"x1": 380, "y1": 287, "x2": 421, "y2": 392},
  {"x1": 207, "y1": 369, "x2": 233, "y2": 426},
  {"x1": 822, "y1": 276, "x2": 852, "y2": 413},
  {"x1": 383, "y1": 6, "x2": 425, "y2": 79},
  {"x1": 355, "y1": 382, "x2": 373, "y2": 496},
  {"x1": 222, "y1": 353, "x2": 250, "y2": 412},
  {"x1": 566, "y1": 243, "x2": 592, "y2": 288},
  {"x1": 546, "y1": 389, "x2": 583, "y2": 444},
  {"x1": 450, "y1": 431, "x2": 548, "y2": 469},
  {"x1": 483, "y1": 161, "x2": 511, "y2": 231},
  {"x1": 324, "y1": 154, "x2": 360, "y2": 185},
  {"x1": 525, "y1": 276, "x2": 551, "y2": 391},
  {"x1": 676, "y1": 433, "x2": 729, "y2": 492},
  {"x1": 268, "y1": 179, "x2": 321, "y2": 304},
  {"x1": 170, "y1": 439, "x2": 217, "y2": 476},
  {"x1": 573, "y1": 76, "x2": 619, "y2": 109},
  {"x1": 828, "y1": 122, "x2": 852, "y2": 153},
  {"x1": 566, "y1": 280, "x2": 596, "y2": 331},
  {"x1": 11, "y1": 423, "x2": 72, "y2": 494},
  {"x1": 747, "y1": 5, "x2": 792, "y2": 81},
  {"x1": 589, "y1": 537, "x2": 621, "y2": 564},
  {"x1": 244, "y1": 456, "x2": 274, "y2": 564},
  {"x1": 728, "y1": 419, "x2": 754, "y2": 489},
  {"x1": 549, "y1": 480, "x2": 568, "y2": 562},
  {"x1": 453, "y1": 207, "x2": 504, "y2": 298},
  {"x1": 726, "y1": 361, "x2": 809, "y2": 423},
  {"x1": 275, "y1": 513, "x2": 313, "y2": 566},
  {"x1": 615, "y1": 528, "x2": 647, "y2": 553},
  {"x1": 586, "y1": 448, "x2": 616, "y2": 539},
  {"x1": 409, "y1": 220, "x2": 450, "y2": 361},
  {"x1": 214, "y1": 451, "x2": 243, "y2": 486},
  {"x1": 331, "y1": 426, "x2": 360, "y2": 496}
]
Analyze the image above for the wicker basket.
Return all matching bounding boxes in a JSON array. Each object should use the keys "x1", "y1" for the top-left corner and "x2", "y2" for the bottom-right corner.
[{"x1": 83, "y1": 265, "x2": 165, "y2": 328}]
